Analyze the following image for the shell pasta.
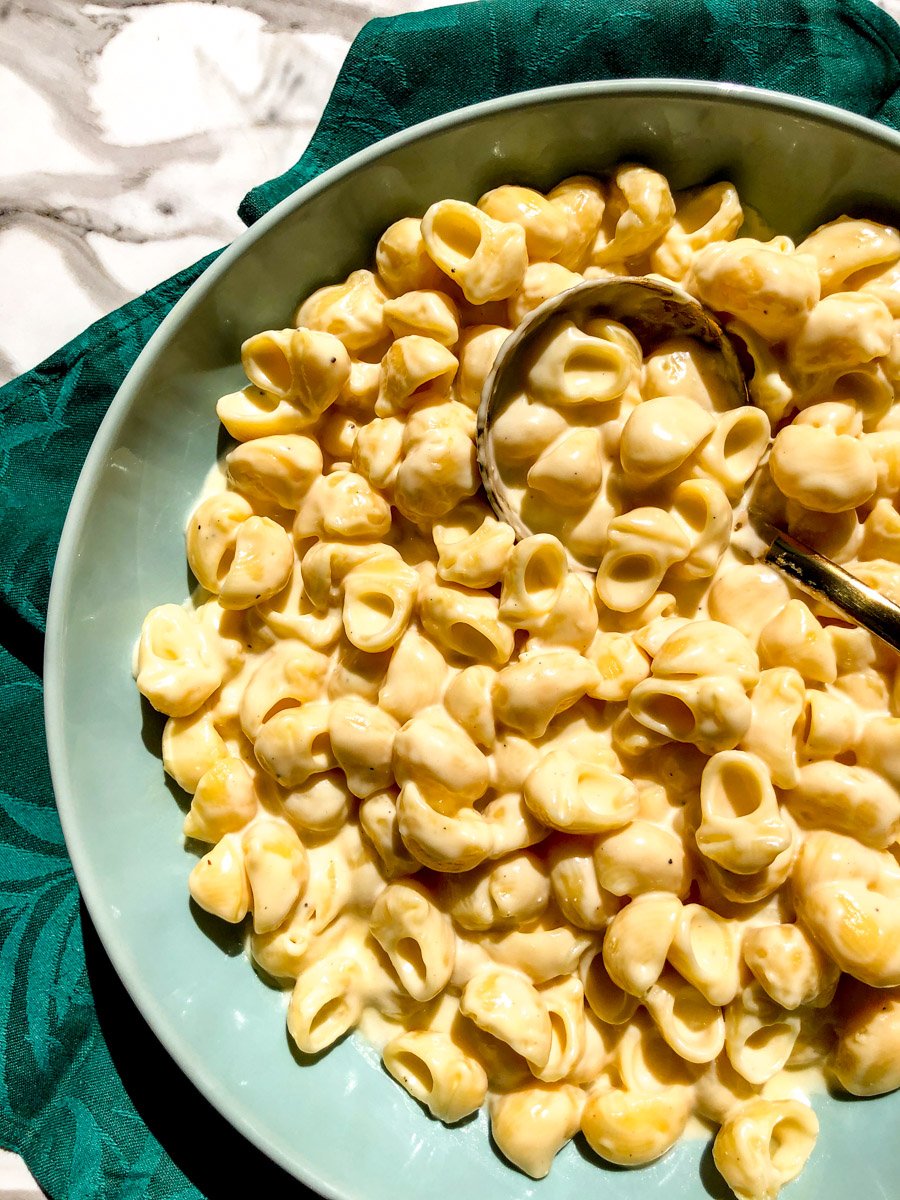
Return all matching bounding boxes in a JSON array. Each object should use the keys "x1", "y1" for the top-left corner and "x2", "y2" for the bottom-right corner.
[{"x1": 135, "y1": 168, "x2": 900, "y2": 1200}]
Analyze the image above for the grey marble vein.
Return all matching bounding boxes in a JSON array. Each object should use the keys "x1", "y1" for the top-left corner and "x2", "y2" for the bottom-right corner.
[{"x1": 0, "y1": 0, "x2": 460, "y2": 383}]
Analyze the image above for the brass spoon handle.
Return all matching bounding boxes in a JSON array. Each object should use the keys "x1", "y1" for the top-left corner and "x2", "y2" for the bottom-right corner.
[{"x1": 763, "y1": 528, "x2": 900, "y2": 654}]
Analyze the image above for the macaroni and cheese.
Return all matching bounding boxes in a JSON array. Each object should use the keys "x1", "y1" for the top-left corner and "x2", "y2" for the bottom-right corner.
[{"x1": 136, "y1": 164, "x2": 900, "y2": 1199}]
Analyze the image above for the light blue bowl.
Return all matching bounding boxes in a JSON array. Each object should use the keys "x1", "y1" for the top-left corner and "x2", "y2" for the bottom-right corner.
[{"x1": 45, "y1": 81, "x2": 900, "y2": 1200}]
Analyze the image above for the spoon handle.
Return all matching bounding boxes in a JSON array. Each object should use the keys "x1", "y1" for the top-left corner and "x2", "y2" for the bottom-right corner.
[{"x1": 763, "y1": 528, "x2": 900, "y2": 655}]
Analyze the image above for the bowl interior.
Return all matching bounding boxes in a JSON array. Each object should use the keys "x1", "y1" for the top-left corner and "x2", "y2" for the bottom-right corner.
[{"x1": 46, "y1": 82, "x2": 900, "y2": 1200}]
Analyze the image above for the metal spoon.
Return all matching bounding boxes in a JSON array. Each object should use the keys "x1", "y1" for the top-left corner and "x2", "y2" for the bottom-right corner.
[{"x1": 476, "y1": 276, "x2": 900, "y2": 654}]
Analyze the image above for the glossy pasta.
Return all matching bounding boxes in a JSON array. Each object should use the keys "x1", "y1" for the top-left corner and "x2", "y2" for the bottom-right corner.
[{"x1": 136, "y1": 168, "x2": 900, "y2": 1200}]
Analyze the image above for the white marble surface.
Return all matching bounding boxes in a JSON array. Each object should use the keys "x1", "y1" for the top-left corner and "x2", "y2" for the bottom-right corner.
[
  {"x1": 0, "y1": 1151, "x2": 41, "y2": 1200},
  {"x1": 0, "y1": 0, "x2": 461, "y2": 386},
  {"x1": 3, "y1": 0, "x2": 900, "y2": 1196}
]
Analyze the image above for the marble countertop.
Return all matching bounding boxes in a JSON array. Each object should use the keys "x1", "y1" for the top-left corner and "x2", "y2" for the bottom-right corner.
[
  {"x1": 0, "y1": 0, "x2": 461, "y2": 387},
  {"x1": 2, "y1": 0, "x2": 900, "y2": 1196}
]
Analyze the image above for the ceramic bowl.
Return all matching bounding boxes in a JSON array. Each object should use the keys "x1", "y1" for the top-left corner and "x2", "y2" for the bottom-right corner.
[{"x1": 45, "y1": 81, "x2": 900, "y2": 1200}]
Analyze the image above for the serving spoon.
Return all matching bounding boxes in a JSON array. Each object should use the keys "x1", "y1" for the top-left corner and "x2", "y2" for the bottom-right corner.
[{"x1": 476, "y1": 276, "x2": 900, "y2": 654}]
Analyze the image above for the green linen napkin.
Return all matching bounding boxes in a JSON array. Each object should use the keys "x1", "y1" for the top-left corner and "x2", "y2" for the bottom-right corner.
[{"x1": 2, "y1": 0, "x2": 900, "y2": 1196}]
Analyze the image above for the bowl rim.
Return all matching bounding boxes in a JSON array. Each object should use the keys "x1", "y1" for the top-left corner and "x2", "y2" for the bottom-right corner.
[{"x1": 42, "y1": 77, "x2": 900, "y2": 1197}]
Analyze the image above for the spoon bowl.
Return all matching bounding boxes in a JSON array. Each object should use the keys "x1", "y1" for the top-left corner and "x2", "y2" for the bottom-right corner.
[
  {"x1": 476, "y1": 275, "x2": 748, "y2": 548},
  {"x1": 475, "y1": 274, "x2": 900, "y2": 653}
]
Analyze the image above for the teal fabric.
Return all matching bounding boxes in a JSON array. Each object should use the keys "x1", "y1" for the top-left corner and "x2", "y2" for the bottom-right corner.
[
  {"x1": 2, "y1": 1, "x2": 900, "y2": 1196},
  {"x1": 239, "y1": 0, "x2": 900, "y2": 224}
]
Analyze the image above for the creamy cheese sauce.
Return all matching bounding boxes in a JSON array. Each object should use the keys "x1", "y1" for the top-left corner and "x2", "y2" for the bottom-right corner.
[{"x1": 133, "y1": 170, "x2": 900, "y2": 1197}]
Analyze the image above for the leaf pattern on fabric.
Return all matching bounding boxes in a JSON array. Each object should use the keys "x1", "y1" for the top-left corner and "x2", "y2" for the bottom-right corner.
[{"x1": 2, "y1": 1, "x2": 900, "y2": 1196}]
